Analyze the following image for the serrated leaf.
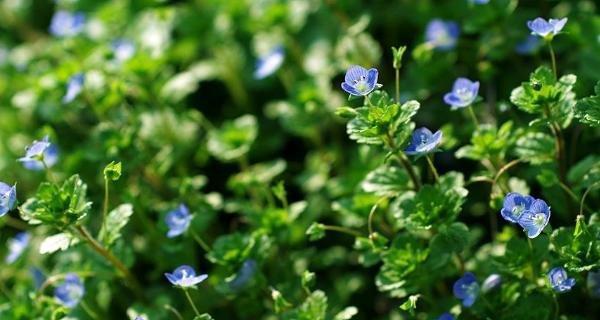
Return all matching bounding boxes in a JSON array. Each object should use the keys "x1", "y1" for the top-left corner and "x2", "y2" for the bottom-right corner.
[
  {"x1": 306, "y1": 223, "x2": 326, "y2": 241},
  {"x1": 575, "y1": 81, "x2": 600, "y2": 127},
  {"x1": 39, "y1": 233, "x2": 78, "y2": 254},
  {"x1": 98, "y1": 203, "x2": 134, "y2": 246},
  {"x1": 514, "y1": 132, "x2": 554, "y2": 164},
  {"x1": 361, "y1": 164, "x2": 409, "y2": 196}
]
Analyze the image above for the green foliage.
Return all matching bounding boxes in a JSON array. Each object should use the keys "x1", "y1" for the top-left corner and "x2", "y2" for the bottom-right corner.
[
  {"x1": 98, "y1": 203, "x2": 134, "y2": 246},
  {"x1": 207, "y1": 115, "x2": 258, "y2": 162},
  {"x1": 575, "y1": 81, "x2": 600, "y2": 127},
  {"x1": 20, "y1": 175, "x2": 92, "y2": 229},
  {"x1": 103, "y1": 161, "x2": 122, "y2": 181}
]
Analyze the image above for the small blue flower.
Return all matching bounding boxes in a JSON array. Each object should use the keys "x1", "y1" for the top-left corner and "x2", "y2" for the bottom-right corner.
[
  {"x1": 49, "y1": 11, "x2": 86, "y2": 37},
  {"x1": 405, "y1": 127, "x2": 443, "y2": 156},
  {"x1": 453, "y1": 272, "x2": 480, "y2": 307},
  {"x1": 30, "y1": 267, "x2": 46, "y2": 290},
  {"x1": 165, "y1": 265, "x2": 208, "y2": 288},
  {"x1": 165, "y1": 204, "x2": 193, "y2": 238},
  {"x1": 341, "y1": 65, "x2": 379, "y2": 97},
  {"x1": 254, "y1": 46, "x2": 285, "y2": 79},
  {"x1": 54, "y1": 273, "x2": 85, "y2": 308},
  {"x1": 548, "y1": 267, "x2": 575, "y2": 293},
  {"x1": 0, "y1": 182, "x2": 17, "y2": 217},
  {"x1": 517, "y1": 199, "x2": 551, "y2": 238},
  {"x1": 112, "y1": 39, "x2": 136, "y2": 62},
  {"x1": 18, "y1": 136, "x2": 59, "y2": 171},
  {"x1": 515, "y1": 35, "x2": 542, "y2": 54},
  {"x1": 481, "y1": 274, "x2": 502, "y2": 292},
  {"x1": 443, "y1": 77, "x2": 480, "y2": 109},
  {"x1": 587, "y1": 270, "x2": 600, "y2": 298},
  {"x1": 5, "y1": 232, "x2": 30, "y2": 264},
  {"x1": 527, "y1": 17, "x2": 568, "y2": 39},
  {"x1": 425, "y1": 19, "x2": 460, "y2": 51},
  {"x1": 229, "y1": 259, "x2": 258, "y2": 290},
  {"x1": 500, "y1": 192, "x2": 535, "y2": 223},
  {"x1": 63, "y1": 73, "x2": 85, "y2": 103},
  {"x1": 437, "y1": 313, "x2": 454, "y2": 320}
]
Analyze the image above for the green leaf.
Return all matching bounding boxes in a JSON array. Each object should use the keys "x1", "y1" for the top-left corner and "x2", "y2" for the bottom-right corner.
[
  {"x1": 227, "y1": 159, "x2": 286, "y2": 194},
  {"x1": 513, "y1": 132, "x2": 555, "y2": 164},
  {"x1": 399, "y1": 294, "x2": 420, "y2": 314},
  {"x1": 103, "y1": 161, "x2": 122, "y2": 181},
  {"x1": 301, "y1": 270, "x2": 316, "y2": 290},
  {"x1": 575, "y1": 81, "x2": 600, "y2": 127},
  {"x1": 425, "y1": 222, "x2": 470, "y2": 269},
  {"x1": 39, "y1": 233, "x2": 79, "y2": 254},
  {"x1": 98, "y1": 203, "x2": 134, "y2": 246},
  {"x1": 376, "y1": 234, "x2": 428, "y2": 297},
  {"x1": 271, "y1": 288, "x2": 292, "y2": 314},
  {"x1": 282, "y1": 290, "x2": 327, "y2": 320},
  {"x1": 19, "y1": 174, "x2": 92, "y2": 229},
  {"x1": 193, "y1": 314, "x2": 215, "y2": 320},
  {"x1": 306, "y1": 223, "x2": 326, "y2": 241},
  {"x1": 353, "y1": 233, "x2": 388, "y2": 267},
  {"x1": 361, "y1": 164, "x2": 409, "y2": 196},
  {"x1": 567, "y1": 155, "x2": 600, "y2": 188},
  {"x1": 334, "y1": 306, "x2": 358, "y2": 320},
  {"x1": 207, "y1": 115, "x2": 258, "y2": 162},
  {"x1": 455, "y1": 122, "x2": 514, "y2": 161},
  {"x1": 391, "y1": 46, "x2": 407, "y2": 69}
]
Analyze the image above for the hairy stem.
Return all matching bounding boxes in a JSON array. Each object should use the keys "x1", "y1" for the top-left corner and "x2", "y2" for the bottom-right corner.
[
  {"x1": 321, "y1": 224, "x2": 363, "y2": 238},
  {"x1": 367, "y1": 197, "x2": 388, "y2": 238},
  {"x1": 385, "y1": 133, "x2": 421, "y2": 191},
  {"x1": 467, "y1": 106, "x2": 479, "y2": 126},
  {"x1": 102, "y1": 178, "x2": 109, "y2": 240},
  {"x1": 74, "y1": 225, "x2": 142, "y2": 296},
  {"x1": 425, "y1": 155, "x2": 440, "y2": 182},
  {"x1": 548, "y1": 42, "x2": 557, "y2": 79},
  {"x1": 395, "y1": 68, "x2": 400, "y2": 103},
  {"x1": 183, "y1": 289, "x2": 201, "y2": 317}
]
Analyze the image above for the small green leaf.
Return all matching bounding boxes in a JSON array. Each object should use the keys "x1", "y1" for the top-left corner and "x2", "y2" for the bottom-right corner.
[
  {"x1": 514, "y1": 132, "x2": 555, "y2": 164},
  {"x1": 301, "y1": 270, "x2": 316, "y2": 290},
  {"x1": 103, "y1": 161, "x2": 122, "y2": 181},
  {"x1": 207, "y1": 115, "x2": 258, "y2": 162},
  {"x1": 193, "y1": 314, "x2": 215, "y2": 320},
  {"x1": 361, "y1": 164, "x2": 409, "y2": 196},
  {"x1": 399, "y1": 294, "x2": 420, "y2": 314},
  {"x1": 306, "y1": 223, "x2": 326, "y2": 241},
  {"x1": 98, "y1": 203, "x2": 134, "y2": 246},
  {"x1": 334, "y1": 306, "x2": 358, "y2": 320},
  {"x1": 391, "y1": 46, "x2": 407, "y2": 69},
  {"x1": 39, "y1": 233, "x2": 79, "y2": 254},
  {"x1": 271, "y1": 288, "x2": 292, "y2": 314},
  {"x1": 575, "y1": 81, "x2": 600, "y2": 127}
]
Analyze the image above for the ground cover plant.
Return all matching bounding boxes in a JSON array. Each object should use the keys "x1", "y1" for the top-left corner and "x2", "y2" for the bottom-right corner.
[{"x1": 1, "y1": 0, "x2": 600, "y2": 319}]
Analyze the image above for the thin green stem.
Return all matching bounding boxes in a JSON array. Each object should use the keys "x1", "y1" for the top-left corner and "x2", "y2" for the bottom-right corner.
[
  {"x1": 425, "y1": 155, "x2": 440, "y2": 182},
  {"x1": 80, "y1": 301, "x2": 99, "y2": 320},
  {"x1": 527, "y1": 238, "x2": 538, "y2": 282},
  {"x1": 183, "y1": 289, "x2": 201, "y2": 317},
  {"x1": 384, "y1": 133, "x2": 421, "y2": 191},
  {"x1": 102, "y1": 178, "x2": 109, "y2": 239},
  {"x1": 41, "y1": 159, "x2": 57, "y2": 184},
  {"x1": 552, "y1": 293, "x2": 559, "y2": 320},
  {"x1": 165, "y1": 304, "x2": 184, "y2": 320},
  {"x1": 580, "y1": 182, "x2": 600, "y2": 216},
  {"x1": 367, "y1": 197, "x2": 388, "y2": 238},
  {"x1": 191, "y1": 230, "x2": 211, "y2": 252},
  {"x1": 395, "y1": 68, "x2": 400, "y2": 103},
  {"x1": 467, "y1": 106, "x2": 479, "y2": 126},
  {"x1": 548, "y1": 41, "x2": 557, "y2": 79},
  {"x1": 74, "y1": 226, "x2": 142, "y2": 297},
  {"x1": 321, "y1": 224, "x2": 363, "y2": 238}
]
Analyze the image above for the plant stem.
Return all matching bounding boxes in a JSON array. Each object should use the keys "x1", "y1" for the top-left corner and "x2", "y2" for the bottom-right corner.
[
  {"x1": 548, "y1": 41, "x2": 557, "y2": 79},
  {"x1": 102, "y1": 178, "x2": 109, "y2": 240},
  {"x1": 42, "y1": 159, "x2": 57, "y2": 184},
  {"x1": 425, "y1": 155, "x2": 439, "y2": 182},
  {"x1": 367, "y1": 197, "x2": 387, "y2": 238},
  {"x1": 552, "y1": 293, "x2": 559, "y2": 320},
  {"x1": 385, "y1": 133, "x2": 421, "y2": 191},
  {"x1": 527, "y1": 238, "x2": 538, "y2": 282},
  {"x1": 164, "y1": 304, "x2": 184, "y2": 320},
  {"x1": 191, "y1": 230, "x2": 211, "y2": 252},
  {"x1": 467, "y1": 106, "x2": 479, "y2": 126},
  {"x1": 80, "y1": 301, "x2": 99, "y2": 320},
  {"x1": 183, "y1": 289, "x2": 201, "y2": 317},
  {"x1": 580, "y1": 182, "x2": 600, "y2": 216},
  {"x1": 74, "y1": 225, "x2": 142, "y2": 297},
  {"x1": 3, "y1": 215, "x2": 28, "y2": 230},
  {"x1": 321, "y1": 224, "x2": 363, "y2": 238},
  {"x1": 395, "y1": 68, "x2": 400, "y2": 103}
]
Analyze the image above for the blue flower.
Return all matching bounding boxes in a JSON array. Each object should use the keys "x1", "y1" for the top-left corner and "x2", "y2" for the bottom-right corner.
[
  {"x1": 443, "y1": 77, "x2": 480, "y2": 109},
  {"x1": 254, "y1": 46, "x2": 285, "y2": 79},
  {"x1": 112, "y1": 39, "x2": 136, "y2": 62},
  {"x1": 341, "y1": 65, "x2": 379, "y2": 97},
  {"x1": 453, "y1": 272, "x2": 480, "y2": 307},
  {"x1": 515, "y1": 35, "x2": 542, "y2": 54},
  {"x1": 229, "y1": 259, "x2": 258, "y2": 290},
  {"x1": 18, "y1": 136, "x2": 59, "y2": 171},
  {"x1": 54, "y1": 273, "x2": 85, "y2": 308},
  {"x1": 437, "y1": 313, "x2": 454, "y2": 320},
  {"x1": 587, "y1": 270, "x2": 600, "y2": 298},
  {"x1": 0, "y1": 182, "x2": 17, "y2": 217},
  {"x1": 63, "y1": 73, "x2": 85, "y2": 103},
  {"x1": 165, "y1": 265, "x2": 208, "y2": 288},
  {"x1": 527, "y1": 17, "x2": 568, "y2": 39},
  {"x1": 425, "y1": 19, "x2": 460, "y2": 51},
  {"x1": 548, "y1": 267, "x2": 575, "y2": 293},
  {"x1": 49, "y1": 11, "x2": 86, "y2": 37},
  {"x1": 165, "y1": 204, "x2": 193, "y2": 238},
  {"x1": 481, "y1": 274, "x2": 502, "y2": 292},
  {"x1": 500, "y1": 192, "x2": 535, "y2": 223},
  {"x1": 405, "y1": 127, "x2": 443, "y2": 156},
  {"x1": 5, "y1": 232, "x2": 30, "y2": 264},
  {"x1": 517, "y1": 199, "x2": 551, "y2": 238}
]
